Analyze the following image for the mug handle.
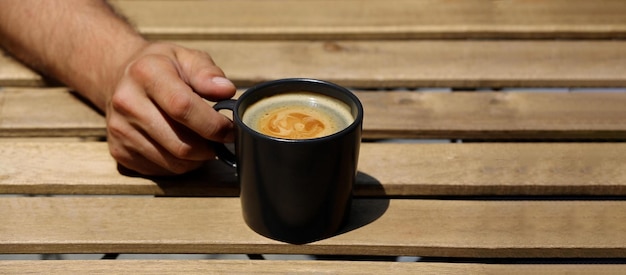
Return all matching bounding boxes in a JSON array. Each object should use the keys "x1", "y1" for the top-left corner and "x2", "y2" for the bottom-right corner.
[{"x1": 212, "y1": 99, "x2": 238, "y2": 168}]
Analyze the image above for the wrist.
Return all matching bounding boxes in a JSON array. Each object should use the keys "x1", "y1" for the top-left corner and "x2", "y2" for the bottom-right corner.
[{"x1": 97, "y1": 36, "x2": 150, "y2": 110}]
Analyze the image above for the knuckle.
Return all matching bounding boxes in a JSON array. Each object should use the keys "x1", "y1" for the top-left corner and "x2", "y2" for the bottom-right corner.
[
  {"x1": 110, "y1": 91, "x2": 133, "y2": 115},
  {"x1": 106, "y1": 117, "x2": 129, "y2": 140},
  {"x1": 127, "y1": 58, "x2": 151, "y2": 81},
  {"x1": 201, "y1": 123, "x2": 221, "y2": 139},
  {"x1": 108, "y1": 143, "x2": 132, "y2": 165},
  {"x1": 109, "y1": 149, "x2": 126, "y2": 164},
  {"x1": 196, "y1": 50, "x2": 215, "y2": 63},
  {"x1": 165, "y1": 93, "x2": 194, "y2": 121},
  {"x1": 127, "y1": 55, "x2": 162, "y2": 80},
  {"x1": 172, "y1": 141, "x2": 194, "y2": 159},
  {"x1": 200, "y1": 116, "x2": 232, "y2": 140}
]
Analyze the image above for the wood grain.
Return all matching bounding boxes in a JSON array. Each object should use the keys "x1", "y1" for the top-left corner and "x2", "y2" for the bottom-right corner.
[
  {"x1": 1, "y1": 142, "x2": 625, "y2": 196},
  {"x1": 1, "y1": 260, "x2": 625, "y2": 274},
  {"x1": 0, "y1": 88, "x2": 105, "y2": 137},
  {"x1": 0, "y1": 53, "x2": 45, "y2": 87},
  {"x1": 1, "y1": 197, "x2": 625, "y2": 258},
  {"x1": 110, "y1": 0, "x2": 626, "y2": 39},
  {"x1": 190, "y1": 40, "x2": 626, "y2": 88},
  {"x1": 359, "y1": 91, "x2": 626, "y2": 140},
  {"x1": 2, "y1": 88, "x2": 625, "y2": 140},
  {"x1": 2, "y1": 0, "x2": 625, "y2": 266},
  {"x1": 4, "y1": 40, "x2": 626, "y2": 88}
]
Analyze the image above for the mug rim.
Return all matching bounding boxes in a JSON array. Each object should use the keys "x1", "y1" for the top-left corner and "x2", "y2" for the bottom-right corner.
[{"x1": 234, "y1": 78, "x2": 363, "y2": 143}]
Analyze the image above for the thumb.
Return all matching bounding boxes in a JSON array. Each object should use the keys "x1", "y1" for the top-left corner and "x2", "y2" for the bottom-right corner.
[{"x1": 176, "y1": 47, "x2": 237, "y2": 101}]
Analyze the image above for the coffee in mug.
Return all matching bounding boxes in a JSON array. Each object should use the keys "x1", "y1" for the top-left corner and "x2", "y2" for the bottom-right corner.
[{"x1": 242, "y1": 92, "x2": 354, "y2": 139}]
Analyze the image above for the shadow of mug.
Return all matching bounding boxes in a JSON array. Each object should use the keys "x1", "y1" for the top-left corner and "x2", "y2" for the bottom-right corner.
[
  {"x1": 120, "y1": 166, "x2": 389, "y2": 242},
  {"x1": 338, "y1": 171, "x2": 390, "y2": 236}
]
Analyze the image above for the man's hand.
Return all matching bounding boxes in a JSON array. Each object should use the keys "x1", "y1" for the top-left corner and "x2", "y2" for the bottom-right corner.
[
  {"x1": 0, "y1": 1, "x2": 236, "y2": 175},
  {"x1": 106, "y1": 43, "x2": 236, "y2": 175}
]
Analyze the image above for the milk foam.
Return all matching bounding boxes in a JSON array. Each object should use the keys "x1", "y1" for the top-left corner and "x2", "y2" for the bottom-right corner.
[{"x1": 242, "y1": 92, "x2": 354, "y2": 139}]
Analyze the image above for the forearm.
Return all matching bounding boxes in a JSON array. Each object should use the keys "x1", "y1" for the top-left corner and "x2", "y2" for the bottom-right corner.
[
  {"x1": 2, "y1": 0, "x2": 238, "y2": 175},
  {"x1": 0, "y1": 0, "x2": 148, "y2": 110}
]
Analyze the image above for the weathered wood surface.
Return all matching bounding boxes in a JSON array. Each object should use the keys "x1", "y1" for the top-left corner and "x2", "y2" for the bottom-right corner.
[
  {"x1": 4, "y1": 40, "x2": 626, "y2": 88},
  {"x1": 0, "y1": 52, "x2": 43, "y2": 87},
  {"x1": 2, "y1": 88, "x2": 626, "y2": 140},
  {"x1": 2, "y1": 197, "x2": 625, "y2": 258},
  {"x1": 1, "y1": 260, "x2": 625, "y2": 275},
  {"x1": 2, "y1": 142, "x2": 625, "y2": 196},
  {"x1": 5, "y1": 1, "x2": 626, "y2": 87},
  {"x1": 0, "y1": 88, "x2": 105, "y2": 137},
  {"x1": 359, "y1": 90, "x2": 626, "y2": 139},
  {"x1": 111, "y1": 0, "x2": 626, "y2": 40},
  {"x1": 2, "y1": 0, "x2": 626, "y2": 267}
]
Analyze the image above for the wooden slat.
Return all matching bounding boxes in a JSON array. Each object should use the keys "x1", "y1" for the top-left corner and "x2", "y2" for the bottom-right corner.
[
  {"x1": 2, "y1": 88, "x2": 626, "y2": 140},
  {"x1": 1, "y1": 260, "x2": 625, "y2": 275},
  {"x1": 360, "y1": 91, "x2": 626, "y2": 140},
  {"x1": 0, "y1": 53, "x2": 45, "y2": 87},
  {"x1": 4, "y1": 40, "x2": 626, "y2": 88},
  {"x1": 2, "y1": 142, "x2": 625, "y2": 196},
  {"x1": 1, "y1": 197, "x2": 625, "y2": 257},
  {"x1": 0, "y1": 88, "x2": 105, "y2": 137},
  {"x1": 198, "y1": 40, "x2": 626, "y2": 88},
  {"x1": 110, "y1": 0, "x2": 626, "y2": 39}
]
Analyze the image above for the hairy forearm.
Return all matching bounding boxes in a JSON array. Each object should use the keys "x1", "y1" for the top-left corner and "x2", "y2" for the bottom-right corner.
[{"x1": 0, "y1": 0, "x2": 148, "y2": 110}]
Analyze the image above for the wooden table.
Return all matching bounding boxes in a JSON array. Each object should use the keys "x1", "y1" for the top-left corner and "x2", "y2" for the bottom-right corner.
[{"x1": 2, "y1": 1, "x2": 626, "y2": 273}]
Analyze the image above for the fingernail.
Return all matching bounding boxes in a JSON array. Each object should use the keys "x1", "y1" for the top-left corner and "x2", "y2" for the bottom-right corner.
[{"x1": 212, "y1": 76, "x2": 235, "y2": 88}]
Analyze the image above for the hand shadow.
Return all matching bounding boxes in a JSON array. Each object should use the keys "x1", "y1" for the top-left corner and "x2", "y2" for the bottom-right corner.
[{"x1": 117, "y1": 161, "x2": 238, "y2": 197}]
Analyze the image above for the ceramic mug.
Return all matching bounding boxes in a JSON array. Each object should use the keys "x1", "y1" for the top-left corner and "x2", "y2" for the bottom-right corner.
[{"x1": 213, "y1": 78, "x2": 363, "y2": 243}]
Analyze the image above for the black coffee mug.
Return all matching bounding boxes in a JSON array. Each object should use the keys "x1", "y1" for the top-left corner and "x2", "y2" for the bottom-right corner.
[{"x1": 213, "y1": 78, "x2": 363, "y2": 244}]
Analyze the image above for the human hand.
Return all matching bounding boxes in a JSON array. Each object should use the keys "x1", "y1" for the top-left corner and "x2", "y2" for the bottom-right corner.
[{"x1": 105, "y1": 42, "x2": 236, "y2": 175}]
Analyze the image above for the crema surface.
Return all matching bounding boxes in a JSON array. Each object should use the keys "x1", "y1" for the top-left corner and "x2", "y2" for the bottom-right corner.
[{"x1": 242, "y1": 92, "x2": 354, "y2": 139}]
